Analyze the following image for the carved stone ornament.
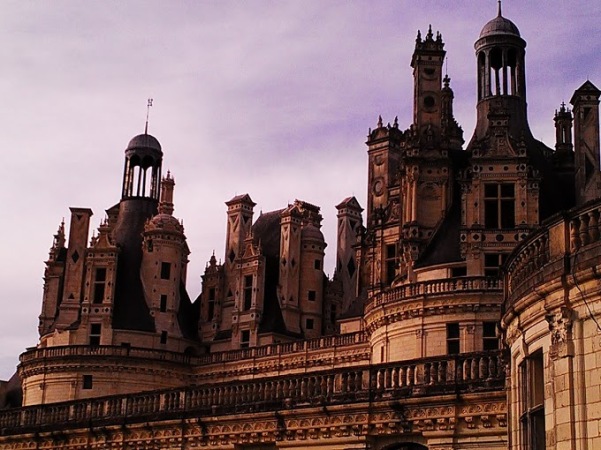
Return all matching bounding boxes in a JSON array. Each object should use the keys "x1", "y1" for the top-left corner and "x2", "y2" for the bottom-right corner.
[
  {"x1": 545, "y1": 306, "x2": 574, "y2": 358},
  {"x1": 504, "y1": 319, "x2": 522, "y2": 346}
]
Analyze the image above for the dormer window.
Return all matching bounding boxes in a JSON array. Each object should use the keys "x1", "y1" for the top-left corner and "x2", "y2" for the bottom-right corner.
[
  {"x1": 243, "y1": 275, "x2": 253, "y2": 311},
  {"x1": 93, "y1": 268, "x2": 107, "y2": 304},
  {"x1": 484, "y1": 183, "x2": 515, "y2": 229}
]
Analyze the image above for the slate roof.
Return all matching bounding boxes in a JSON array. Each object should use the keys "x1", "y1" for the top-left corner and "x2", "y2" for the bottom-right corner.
[{"x1": 251, "y1": 210, "x2": 289, "y2": 336}]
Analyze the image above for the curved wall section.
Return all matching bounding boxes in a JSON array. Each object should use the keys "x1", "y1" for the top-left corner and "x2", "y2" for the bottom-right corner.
[
  {"x1": 503, "y1": 200, "x2": 601, "y2": 450},
  {"x1": 366, "y1": 277, "x2": 503, "y2": 363}
]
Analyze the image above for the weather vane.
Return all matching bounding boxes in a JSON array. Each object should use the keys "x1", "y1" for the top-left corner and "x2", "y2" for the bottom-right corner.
[{"x1": 145, "y1": 98, "x2": 153, "y2": 134}]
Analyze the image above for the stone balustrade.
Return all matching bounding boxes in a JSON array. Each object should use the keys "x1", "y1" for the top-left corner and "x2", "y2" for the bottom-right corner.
[
  {"x1": 0, "y1": 350, "x2": 504, "y2": 435},
  {"x1": 505, "y1": 200, "x2": 601, "y2": 305},
  {"x1": 19, "y1": 331, "x2": 368, "y2": 367},
  {"x1": 366, "y1": 276, "x2": 502, "y2": 314}
]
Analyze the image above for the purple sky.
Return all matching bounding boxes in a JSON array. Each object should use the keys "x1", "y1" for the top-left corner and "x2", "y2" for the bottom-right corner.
[{"x1": 1, "y1": 1, "x2": 599, "y2": 379}]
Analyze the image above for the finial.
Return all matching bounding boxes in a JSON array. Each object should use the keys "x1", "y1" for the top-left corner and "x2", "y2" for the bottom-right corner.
[
  {"x1": 377, "y1": 115, "x2": 383, "y2": 128},
  {"x1": 145, "y1": 98, "x2": 153, "y2": 134},
  {"x1": 393, "y1": 116, "x2": 398, "y2": 128},
  {"x1": 443, "y1": 74, "x2": 450, "y2": 88},
  {"x1": 416, "y1": 29, "x2": 421, "y2": 42},
  {"x1": 427, "y1": 24, "x2": 433, "y2": 40},
  {"x1": 497, "y1": 0, "x2": 502, "y2": 17}
]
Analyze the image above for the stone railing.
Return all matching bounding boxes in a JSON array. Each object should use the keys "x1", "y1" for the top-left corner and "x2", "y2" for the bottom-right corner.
[
  {"x1": 366, "y1": 277, "x2": 502, "y2": 314},
  {"x1": 20, "y1": 331, "x2": 368, "y2": 367},
  {"x1": 505, "y1": 200, "x2": 601, "y2": 305},
  {"x1": 0, "y1": 350, "x2": 504, "y2": 435}
]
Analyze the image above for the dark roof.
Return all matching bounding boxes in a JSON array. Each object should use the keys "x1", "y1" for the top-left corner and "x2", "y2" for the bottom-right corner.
[
  {"x1": 1, "y1": 372, "x2": 22, "y2": 409},
  {"x1": 338, "y1": 288, "x2": 367, "y2": 320},
  {"x1": 213, "y1": 329, "x2": 232, "y2": 341},
  {"x1": 112, "y1": 199, "x2": 157, "y2": 333},
  {"x1": 336, "y1": 196, "x2": 363, "y2": 211},
  {"x1": 247, "y1": 208, "x2": 296, "y2": 336},
  {"x1": 479, "y1": 7, "x2": 520, "y2": 39},
  {"x1": 570, "y1": 80, "x2": 601, "y2": 104},
  {"x1": 126, "y1": 133, "x2": 162, "y2": 152},
  {"x1": 414, "y1": 194, "x2": 462, "y2": 268},
  {"x1": 258, "y1": 254, "x2": 288, "y2": 335},
  {"x1": 252, "y1": 209, "x2": 284, "y2": 258},
  {"x1": 225, "y1": 193, "x2": 256, "y2": 207},
  {"x1": 177, "y1": 280, "x2": 199, "y2": 340}
]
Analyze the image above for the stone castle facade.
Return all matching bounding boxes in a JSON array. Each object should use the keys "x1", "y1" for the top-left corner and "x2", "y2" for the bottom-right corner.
[{"x1": 1, "y1": 6, "x2": 601, "y2": 450}]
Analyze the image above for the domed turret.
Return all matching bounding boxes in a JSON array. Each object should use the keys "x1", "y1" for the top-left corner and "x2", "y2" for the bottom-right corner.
[
  {"x1": 479, "y1": 4, "x2": 520, "y2": 39},
  {"x1": 301, "y1": 223, "x2": 324, "y2": 242},
  {"x1": 121, "y1": 133, "x2": 163, "y2": 200},
  {"x1": 126, "y1": 133, "x2": 162, "y2": 153},
  {"x1": 471, "y1": 1, "x2": 530, "y2": 143}
]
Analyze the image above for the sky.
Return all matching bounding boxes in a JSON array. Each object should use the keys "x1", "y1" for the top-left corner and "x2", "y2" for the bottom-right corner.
[{"x1": 0, "y1": 0, "x2": 599, "y2": 380}]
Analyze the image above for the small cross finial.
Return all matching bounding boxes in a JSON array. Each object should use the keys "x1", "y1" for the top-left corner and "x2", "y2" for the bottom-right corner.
[
  {"x1": 145, "y1": 98, "x2": 153, "y2": 134},
  {"x1": 498, "y1": 0, "x2": 502, "y2": 17}
]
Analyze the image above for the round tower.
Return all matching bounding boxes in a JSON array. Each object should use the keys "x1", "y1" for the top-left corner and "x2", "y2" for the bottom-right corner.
[
  {"x1": 299, "y1": 223, "x2": 326, "y2": 339},
  {"x1": 141, "y1": 172, "x2": 192, "y2": 348}
]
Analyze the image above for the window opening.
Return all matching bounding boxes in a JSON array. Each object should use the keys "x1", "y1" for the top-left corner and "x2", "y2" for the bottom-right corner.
[
  {"x1": 240, "y1": 330, "x2": 250, "y2": 348},
  {"x1": 160, "y1": 262, "x2": 171, "y2": 280},
  {"x1": 82, "y1": 375, "x2": 93, "y2": 390},
  {"x1": 484, "y1": 183, "x2": 515, "y2": 228},
  {"x1": 208, "y1": 288, "x2": 216, "y2": 320},
  {"x1": 93, "y1": 268, "x2": 107, "y2": 304},
  {"x1": 243, "y1": 275, "x2": 253, "y2": 310},
  {"x1": 483, "y1": 321, "x2": 499, "y2": 350},
  {"x1": 89, "y1": 323, "x2": 101, "y2": 346},
  {"x1": 385, "y1": 244, "x2": 398, "y2": 284},
  {"x1": 520, "y1": 351, "x2": 546, "y2": 450},
  {"x1": 447, "y1": 323, "x2": 460, "y2": 354},
  {"x1": 484, "y1": 253, "x2": 508, "y2": 277}
]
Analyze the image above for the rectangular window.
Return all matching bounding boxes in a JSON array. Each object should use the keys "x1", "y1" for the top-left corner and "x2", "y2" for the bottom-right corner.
[
  {"x1": 160, "y1": 262, "x2": 171, "y2": 280},
  {"x1": 385, "y1": 244, "x2": 397, "y2": 284},
  {"x1": 82, "y1": 375, "x2": 93, "y2": 390},
  {"x1": 160, "y1": 331, "x2": 167, "y2": 344},
  {"x1": 484, "y1": 253, "x2": 508, "y2": 277},
  {"x1": 93, "y1": 268, "x2": 107, "y2": 304},
  {"x1": 314, "y1": 259, "x2": 321, "y2": 270},
  {"x1": 306, "y1": 318, "x2": 314, "y2": 330},
  {"x1": 451, "y1": 266, "x2": 467, "y2": 277},
  {"x1": 243, "y1": 275, "x2": 253, "y2": 310},
  {"x1": 330, "y1": 304, "x2": 337, "y2": 324},
  {"x1": 308, "y1": 290, "x2": 316, "y2": 301},
  {"x1": 240, "y1": 330, "x2": 250, "y2": 348},
  {"x1": 446, "y1": 323, "x2": 460, "y2": 354},
  {"x1": 89, "y1": 323, "x2": 101, "y2": 346},
  {"x1": 484, "y1": 183, "x2": 515, "y2": 229},
  {"x1": 520, "y1": 351, "x2": 546, "y2": 450},
  {"x1": 483, "y1": 321, "x2": 499, "y2": 350},
  {"x1": 160, "y1": 294, "x2": 167, "y2": 312},
  {"x1": 208, "y1": 288, "x2": 216, "y2": 320}
]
